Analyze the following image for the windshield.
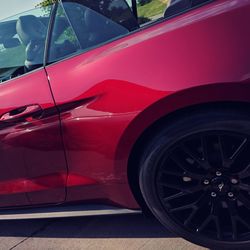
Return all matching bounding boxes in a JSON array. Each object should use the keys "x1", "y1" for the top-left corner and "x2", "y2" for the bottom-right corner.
[{"x1": 0, "y1": 1, "x2": 52, "y2": 83}]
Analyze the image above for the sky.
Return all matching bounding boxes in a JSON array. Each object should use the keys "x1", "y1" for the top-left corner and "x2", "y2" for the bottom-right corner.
[
  {"x1": 127, "y1": 0, "x2": 132, "y2": 7},
  {"x1": 0, "y1": 0, "x2": 41, "y2": 20}
]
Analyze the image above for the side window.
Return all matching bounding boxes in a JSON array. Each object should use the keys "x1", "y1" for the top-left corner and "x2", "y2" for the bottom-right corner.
[
  {"x1": 138, "y1": 0, "x2": 212, "y2": 25},
  {"x1": 48, "y1": 0, "x2": 139, "y2": 63},
  {"x1": 0, "y1": 3, "x2": 52, "y2": 83},
  {"x1": 48, "y1": 3, "x2": 81, "y2": 63}
]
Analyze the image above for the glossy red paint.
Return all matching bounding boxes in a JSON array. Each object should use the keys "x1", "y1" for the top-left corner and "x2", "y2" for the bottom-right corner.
[
  {"x1": 0, "y1": 69, "x2": 68, "y2": 207},
  {"x1": 0, "y1": 173, "x2": 96, "y2": 195},
  {"x1": 45, "y1": 0, "x2": 250, "y2": 208},
  {"x1": 0, "y1": 0, "x2": 250, "y2": 210}
]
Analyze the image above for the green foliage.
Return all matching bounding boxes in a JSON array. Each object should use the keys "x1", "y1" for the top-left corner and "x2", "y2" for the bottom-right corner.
[
  {"x1": 37, "y1": 0, "x2": 58, "y2": 8},
  {"x1": 137, "y1": 0, "x2": 167, "y2": 20}
]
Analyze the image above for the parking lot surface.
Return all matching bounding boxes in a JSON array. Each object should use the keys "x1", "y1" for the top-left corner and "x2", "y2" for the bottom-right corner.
[{"x1": 0, "y1": 213, "x2": 206, "y2": 250}]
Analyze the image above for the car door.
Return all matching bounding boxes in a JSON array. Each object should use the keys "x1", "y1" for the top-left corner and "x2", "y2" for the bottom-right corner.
[
  {"x1": 0, "y1": 2, "x2": 67, "y2": 207},
  {"x1": 44, "y1": 0, "x2": 142, "y2": 202}
]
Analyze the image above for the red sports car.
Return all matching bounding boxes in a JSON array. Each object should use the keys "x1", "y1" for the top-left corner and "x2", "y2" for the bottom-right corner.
[{"x1": 0, "y1": 0, "x2": 250, "y2": 248}]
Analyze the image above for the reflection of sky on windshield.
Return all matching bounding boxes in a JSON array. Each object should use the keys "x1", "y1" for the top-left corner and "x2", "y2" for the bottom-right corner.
[
  {"x1": 127, "y1": 0, "x2": 132, "y2": 7},
  {"x1": 0, "y1": 0, "x2": 41, "y2": 20}
]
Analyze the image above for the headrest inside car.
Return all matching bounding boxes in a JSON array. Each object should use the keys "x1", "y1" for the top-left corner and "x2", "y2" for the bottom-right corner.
[{"x1": 16, "y1": 15, "x2": 47, "y2": 46}]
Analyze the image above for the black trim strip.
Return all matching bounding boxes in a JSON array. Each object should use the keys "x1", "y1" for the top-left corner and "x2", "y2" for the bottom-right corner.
[
  {"x1": 44, "y1": 1, "x2": 59, "y2": 66},
  {"x1": 131, "y1": 0, "x2": 138, "y2": 20}
]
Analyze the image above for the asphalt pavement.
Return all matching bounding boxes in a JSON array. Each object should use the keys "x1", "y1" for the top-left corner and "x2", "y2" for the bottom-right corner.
[{"x1": 0, "y1": 213, "x2": 206, "y2": 250}]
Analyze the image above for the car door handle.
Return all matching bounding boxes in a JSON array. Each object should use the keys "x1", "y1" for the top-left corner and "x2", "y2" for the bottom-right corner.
[{"x1": 0, "y1": 104, "x2": 43, "y2": 122}]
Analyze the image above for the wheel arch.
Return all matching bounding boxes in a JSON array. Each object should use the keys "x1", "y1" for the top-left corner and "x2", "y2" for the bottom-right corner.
[{"x1": 114, "y1": 81, "x2": 250, "y2": 209}]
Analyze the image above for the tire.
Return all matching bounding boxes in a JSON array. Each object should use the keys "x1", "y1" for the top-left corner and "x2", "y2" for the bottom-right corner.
[{"x1": 139, "y1": 108, "x2": 250, "y2": 249}]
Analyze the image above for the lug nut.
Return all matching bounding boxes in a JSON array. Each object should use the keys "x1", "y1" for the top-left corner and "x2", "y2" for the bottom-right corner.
[
  {"x1": 228, "y1": 192, "x2": 234, "y2": 198},
  {"x1": 231, "y1": 178, "x2": 238, "y2": 184},
  {"x1": 211, "y1": 192, "x2": 217, "y2": 197},
  {"x1": 216, "y1": 171, "x2": 222, "y2": 177},
  {"x1": 183, "y1": 176, "x2": 192, "y2": 182},
  {"x1": 203, "y1": 180, "x2": 210, "y2": 185}
]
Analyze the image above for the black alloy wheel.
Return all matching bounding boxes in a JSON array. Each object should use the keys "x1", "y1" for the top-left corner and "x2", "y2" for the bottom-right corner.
[{"x1": 139, "y1": 108, "x2": 250, "y2": 249}]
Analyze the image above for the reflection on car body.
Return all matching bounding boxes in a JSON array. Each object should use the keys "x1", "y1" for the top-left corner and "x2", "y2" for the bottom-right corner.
[{"x1": 0, "y1": 0, "x2": 250, "y2": 249}]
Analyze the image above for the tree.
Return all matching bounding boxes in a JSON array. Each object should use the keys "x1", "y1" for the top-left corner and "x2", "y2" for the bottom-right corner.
[{"x1": 37, "y1": 0, "x2": 58, "y2": 8}]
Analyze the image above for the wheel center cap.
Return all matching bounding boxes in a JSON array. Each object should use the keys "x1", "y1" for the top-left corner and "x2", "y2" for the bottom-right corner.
[
  {"x1": 218, "y1": 182, "x2": 225, "y2": 192},
  {"x1": 211, "y1": 177, "x2": 230, "y2": 194}
]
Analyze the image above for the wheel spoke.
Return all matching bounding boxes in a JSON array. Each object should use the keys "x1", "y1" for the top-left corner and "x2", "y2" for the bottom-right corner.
[
  {"x1": 238, "y1": 164, "x2": 250, "y2": 179},
  {"x1": 238, "y1": 193, "x2": 250, "y2": 210},
  {"x1": 229, "y1": 138, "x2": 248, "y2": 166},
  {"x1": 170, "y1": 154, "x2": 206, "y2": 178},
  {"x1": 237, "y1": 216, "x2": 250, "y2": 230},
  {"x1": 230, "y1": 215, "x2": 238, "y2": 240},
  {"x1": 214, "y1": 215, "x2": 222, "y2": 240},
  {"x1": 162, "y1": 169, "x2": 183, "y2": 178},
  {"x1": 239, "y1": 183, "x2": 250, "y2": 192},
  {"x1": 184, "y1": 193, "x2": 209, "y2": 226},
  {"x1": 218, "y1": 135, "x2": 228, "y2": 168},
  {"x1": 184, "y1": 208, "x2": 198, "y2": 226},
  {"x1": 197, "y1": 215, "x2": 213, "y2": 233},
  {"x1": 159, "y1": 181, "x2": 185, "y2": 192},
  {"x1": 211, "y1": 200, "x2": 222, "y2": 240},
  {"x1": 201, "y1": 136, "x2": 208, "y2": 161},
  {"x1": 163, "y1": 192, "x2": 187, "y2": 202},
  {"x1": 162, "y1": 169, "x2": 203, "y2": 181},
  {"x1": 160, "y1": 181, "x2": 203, "y2": 194},
  {"x1": 162, "y1": 169, "x2": 202, "y2": 180},
  {"x1": 170, "y1": 192, "x2": 208, "y2": 213},
  {"x1": 180, "y1": 143, "x2": 210, "y2": 170},
  {"x1": 226, "y1": 199, "x2": 250, "y2": 240},
  {"x1": 227, "y1": 200, "x2": 238, "y2": 240},
  {"x1": 196, "y1": 199, "x2": 222, "y2": 239},
  {"x1": 170, "y1": 202, "x2": 195, "y2": 212}
]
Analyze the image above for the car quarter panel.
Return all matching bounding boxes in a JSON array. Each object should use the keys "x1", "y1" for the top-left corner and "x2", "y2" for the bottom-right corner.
[{"x1": 46, "y1": 0, "x2": 250, "y2": 208}]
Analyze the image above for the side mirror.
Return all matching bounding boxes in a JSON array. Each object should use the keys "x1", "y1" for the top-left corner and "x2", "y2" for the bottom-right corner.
[{"x1": 3, "y1": 38, "x2": 21, "y2": 48}]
